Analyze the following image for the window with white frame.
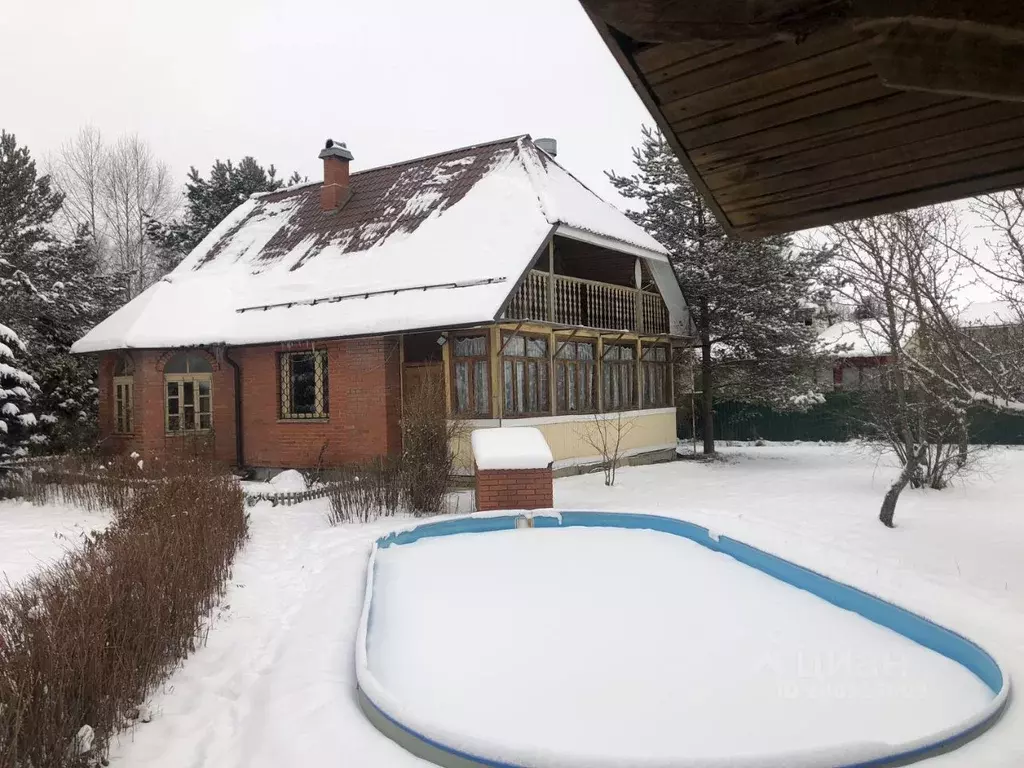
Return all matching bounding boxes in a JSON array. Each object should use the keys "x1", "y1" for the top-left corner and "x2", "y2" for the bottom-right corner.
[
  {"x1": 164, "y1": 352, "x2": 213, "y2": 432},
  {"x1": 280, "y1": 350, "x2": 329, "y2": 419},
  {"x1": 113, "y1": 354, "x2": 135, "y2": 434}
]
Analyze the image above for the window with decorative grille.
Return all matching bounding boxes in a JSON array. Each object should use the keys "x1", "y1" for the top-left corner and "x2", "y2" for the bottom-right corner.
[
  {"x1": 280, "y1": 350, "x2": 329, "y2": 419},
  {"x1": 502, "y1": 333, "x2": 550, "y2": 417},
  {"x1": 555, "y1": 339, "x2": 595, "y2": 414},
  {"x1": 113, "y1": 376, "x2": 134, "y2": 434},
  {"x1": 641, "y1": 344, "x2": 671, "y2": 408},
  {"x1": 451, "y1": 335, "x2": 490, "y2": 416},
  {"x1": 602, "y1": 343, "x2": 637, "y2": 411}
]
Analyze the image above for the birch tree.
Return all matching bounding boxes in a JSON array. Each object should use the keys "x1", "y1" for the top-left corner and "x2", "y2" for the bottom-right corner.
[{"x1": 100, "y1": 135, "x2": 176, "y2": 298}]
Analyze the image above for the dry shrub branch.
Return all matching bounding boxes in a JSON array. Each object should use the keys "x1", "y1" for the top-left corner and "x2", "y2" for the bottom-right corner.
[
  {"x1": 0, "y1": 457, "x2": 248, "y2": 767},
  {"x1": 325, "y1": 375, "x2": 464, "y2": 525}
]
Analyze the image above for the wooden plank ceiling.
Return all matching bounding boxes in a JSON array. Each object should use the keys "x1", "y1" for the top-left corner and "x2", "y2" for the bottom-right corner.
[{"x1": 580, "y1": 0, "x2": 1024, "y2": 238}]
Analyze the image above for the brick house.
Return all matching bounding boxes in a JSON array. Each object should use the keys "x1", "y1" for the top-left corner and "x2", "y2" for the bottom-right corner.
[{"x1": 73, "y1": 135, "x2": 692, "y2": 472}]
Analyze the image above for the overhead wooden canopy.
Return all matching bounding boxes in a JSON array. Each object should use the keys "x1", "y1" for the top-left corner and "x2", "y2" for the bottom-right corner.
[{"x1": 580, "y1": 0, "x2": 1024, "y2": 238}]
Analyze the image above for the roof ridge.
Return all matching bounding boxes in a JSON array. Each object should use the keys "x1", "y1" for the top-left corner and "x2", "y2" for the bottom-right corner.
[
  {"x1": 255, "y1": 134, "x2": 531, "y2": 200},
  {"x1": 349, "y1": 134, "x2": 529, "y2": 178}
]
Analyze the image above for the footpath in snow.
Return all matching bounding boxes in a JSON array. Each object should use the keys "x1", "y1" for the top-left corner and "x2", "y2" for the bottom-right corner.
[{"x1": 93, "y1": 444, "x2": 1024, "y2": 767}]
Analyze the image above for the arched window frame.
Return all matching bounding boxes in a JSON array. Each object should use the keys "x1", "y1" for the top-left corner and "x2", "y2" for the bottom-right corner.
[{"x1": 162, "y1": 352, "x2": 214, "y2": 434}]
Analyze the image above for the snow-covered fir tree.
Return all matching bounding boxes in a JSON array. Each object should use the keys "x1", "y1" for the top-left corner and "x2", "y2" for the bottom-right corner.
[
  {"x1": 0, "y1": 322, "x2": 39, "y2": 458},
  {"x1": 149, "y1": 157, "x2": 303, "y2": 273},
  {"x1": 0, "y1": 130, "x2": 123, "y2": 451},
  {"x1": 607, "y1": 127, "x2": 833, "y2": 454}
]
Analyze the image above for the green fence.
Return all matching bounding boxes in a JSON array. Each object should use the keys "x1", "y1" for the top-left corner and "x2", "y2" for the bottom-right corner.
[{"x1": 678, "y1": 394, "x2": 1024, "y2": 445}]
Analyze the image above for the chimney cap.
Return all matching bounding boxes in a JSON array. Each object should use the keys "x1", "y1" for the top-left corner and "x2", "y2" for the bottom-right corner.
[
  {"x1": 535, "y1": 137, "x2": 557, "y2": 157},
  {"x1": 319, "y1": 138, "x2": 354, "y2": 161}
]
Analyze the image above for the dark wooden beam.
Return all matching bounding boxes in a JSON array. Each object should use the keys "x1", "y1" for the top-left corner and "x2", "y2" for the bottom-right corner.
[
  {"x1": 582, "y1": 0, "x2": 1024, "y2": 44},
  {"x1": 868, "y1": 20, "x2": 1024, "y2": 102}
]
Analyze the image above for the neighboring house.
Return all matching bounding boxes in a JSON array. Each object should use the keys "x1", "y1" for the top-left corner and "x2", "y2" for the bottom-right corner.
[
  {"x1": 73, "y1": 135, "x2": 691, "y2": 473},
  {"x1": 815, "y1": 320, "x2": 904, "y2": 392},
  {"x1": 958, "y1": 299, "x2": 1021, "y2": 335}
]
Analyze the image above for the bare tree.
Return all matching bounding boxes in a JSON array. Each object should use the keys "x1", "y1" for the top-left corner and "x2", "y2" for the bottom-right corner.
[
  {"x1": 100, "y1": 135, "x2": 176, "y2": 298},
  {"x1": 827, "y1": 206, "x2": 974, "y2": 526},
  {"x1": 971, "y1": 189, "x2": 1024, "y2": 294},
  {"x1": 49, "y1": 129, "x2": 177, "y2": 298},
  {"x1": 577, "y1": 412, "x2": 636, "y2": 486},
  {"x1": 48, "y1": 125, "x2": 108, "y2": 251}
]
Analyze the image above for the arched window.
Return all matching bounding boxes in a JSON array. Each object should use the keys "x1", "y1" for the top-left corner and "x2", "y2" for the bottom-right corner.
[
  {"x1": 113, "y1": 354, "x2": 135, "y2": 434},
  {"x1": 164, "y1": 352, "x2": 213, "y2": 433}
]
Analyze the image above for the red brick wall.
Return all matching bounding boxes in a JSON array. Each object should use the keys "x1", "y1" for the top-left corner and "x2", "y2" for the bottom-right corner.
[
  {"x1": 96, "y1": 336, "x2": 402, "y2": 468},
  {"x1": 476, "y1": 468, "x2": 554, "y2": 511}
]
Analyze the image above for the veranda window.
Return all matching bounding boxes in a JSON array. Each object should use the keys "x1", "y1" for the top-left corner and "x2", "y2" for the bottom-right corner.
[
  {"x1": 602, "y1": 343, "x2": 636, "y2": 411},
  {"x1": 164, "y1": 352, "x2": 213, "y2": 433},
  {"x1": 113, "y1": 354, "x2": 134, "y2": 434},
  {"x1": 641, "y1": 344, "x2": 671, "y2": 408},
  {"x1": 502, "y1": 333, "x2": 549, "y2": 417},
  {"x1": 280, "y1": 350, "x2": 329, "y2": 419},
  {"x1": 451, "y1": 335, "x2": 490, "y2": 416},
  {"x1": 555, "y1": 339, "x2": 595, "y2": 413}
]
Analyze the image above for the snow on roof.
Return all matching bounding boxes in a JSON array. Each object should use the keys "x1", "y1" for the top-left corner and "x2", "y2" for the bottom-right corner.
[
  {"x1": 817, "y1": 320, "x2": 911, "y2": 358},
  {"x1": 471, "y1": 427, "x2": 553, "y2": 471},
  {"x1": 73, "y1": 136, "x2": 673, "y2": 353},
  {"x1": 958, "y1": 299, "x2": 1020, "y2": 328}
]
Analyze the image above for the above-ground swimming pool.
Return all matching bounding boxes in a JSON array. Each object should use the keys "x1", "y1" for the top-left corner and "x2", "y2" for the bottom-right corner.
[{"x1": 356, "y1": 512, "x2": 1010, "y2": 768}]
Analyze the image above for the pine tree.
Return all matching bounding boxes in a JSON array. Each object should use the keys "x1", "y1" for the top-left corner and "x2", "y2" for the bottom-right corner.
[
  {"x1": 0, "y1": 130, "x2": 123, "y2": 452},
  {"x1": 149, "y1": 157, "x2": 302, "y2": 273},
  {"x1": 607, "y1": 127, "x2": 832, "y2": 454}
]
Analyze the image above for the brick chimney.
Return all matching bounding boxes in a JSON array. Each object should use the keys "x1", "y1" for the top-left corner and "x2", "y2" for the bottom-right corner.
[{"x1": 318, "y1": 139, "x2": 354, "y2": 212}]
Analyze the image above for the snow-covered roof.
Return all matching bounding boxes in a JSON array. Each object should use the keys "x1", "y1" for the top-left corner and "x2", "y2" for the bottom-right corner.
[
  {"x1": 817, "y1": 320, "x2": 911, "y2": 358},
  {"x1": 958, "y1": 299, "x2": 1020, "y2": 328},
  {"x1": 73, "y1": 136, "x2": 679, "y2": 353}
]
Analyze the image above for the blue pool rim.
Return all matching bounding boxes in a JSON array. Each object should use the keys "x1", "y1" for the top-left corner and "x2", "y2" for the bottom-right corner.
[{"x1": 355, "y1": 510, "x2": 1011, "y2": 768}]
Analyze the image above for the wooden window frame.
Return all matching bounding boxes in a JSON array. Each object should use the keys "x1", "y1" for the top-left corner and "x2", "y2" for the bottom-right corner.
[
  {"x1": 501, "y1": 331, "x2": 552, "y2": 418},
  {"x1": 164, "y1": 374, "x2": 213, "y2": 434},
  {"x1": 641, "y1": 343, "x2": 672, "y2": 408},
  {"x1": 449, "y1": 333, "x2": 491, "y2": 417},
  {"x1": 555, "y1": 337, "x2": 597, "y2": 415},
  {"x1": 113, "y1": 375, "x2": 134, "y2": 435},
  {"x1": 601, "y1": 342, "x2": 638, "y2": 412},
  {"x1": 279, "y1": 350, "x2": 330, "y2": 420}
]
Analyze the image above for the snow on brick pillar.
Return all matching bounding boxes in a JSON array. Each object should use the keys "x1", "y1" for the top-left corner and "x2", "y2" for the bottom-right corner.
[{"x1": 471, "y1": 427, "x2": 554, "y2": 512}]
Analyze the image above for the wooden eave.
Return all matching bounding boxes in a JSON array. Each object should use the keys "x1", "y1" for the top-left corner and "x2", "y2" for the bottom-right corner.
[{"x1": 580, "y1": 0, "x2": 1024, "y2": 238}]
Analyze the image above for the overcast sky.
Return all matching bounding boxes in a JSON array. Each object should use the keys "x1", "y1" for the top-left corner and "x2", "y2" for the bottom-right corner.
[{"x1": 3, "y1": 0, "x2": 651, "y2": 205}]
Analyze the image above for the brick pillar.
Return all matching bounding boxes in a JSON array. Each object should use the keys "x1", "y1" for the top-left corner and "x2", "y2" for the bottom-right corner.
[
  {"x1": 475, "y1": 467, "x2": 554, "y2": 511},
  {"x1": 471, "y1": 427, "x2": 554, "y2": 512}
]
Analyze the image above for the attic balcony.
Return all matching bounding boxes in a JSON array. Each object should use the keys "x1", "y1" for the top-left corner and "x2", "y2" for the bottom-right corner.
[{"x1": 504, "y1": 269, "x2": 669, "y2": 335}]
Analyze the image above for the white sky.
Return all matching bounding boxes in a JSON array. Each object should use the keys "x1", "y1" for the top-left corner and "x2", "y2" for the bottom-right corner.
[{"x1": 2, "y1": 0, "x2": 650, "y2": 205}]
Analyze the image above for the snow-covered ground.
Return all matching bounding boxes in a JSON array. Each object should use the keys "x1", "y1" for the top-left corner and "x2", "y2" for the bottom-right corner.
[
  {"x1": 368, "y1": 526, "x2": 993, "y2": 765},
  {"x1": 0, "y1": 499, "x2": 110, "y2": 587},
  {"x1": 53, "y1": 443, "x2": 1024, "y2": 766}
]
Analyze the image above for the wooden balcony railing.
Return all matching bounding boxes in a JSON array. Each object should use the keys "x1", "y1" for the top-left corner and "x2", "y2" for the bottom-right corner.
[{"x1": 504, "y1": 270, "x2": 669, "y2": 335}]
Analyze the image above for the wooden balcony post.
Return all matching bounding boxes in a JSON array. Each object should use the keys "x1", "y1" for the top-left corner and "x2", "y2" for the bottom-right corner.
[
  {"x1": 547, "y1": 239, "x2": 555, "y2": 323},
  {"x1": 634, "y1": 258, "x2": 643, "y2": 333}
]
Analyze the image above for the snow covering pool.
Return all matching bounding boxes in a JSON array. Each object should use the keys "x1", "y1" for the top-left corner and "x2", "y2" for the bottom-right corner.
[{"x1": 361, "y1": 522, "x2": 1003, "y2": 767}]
